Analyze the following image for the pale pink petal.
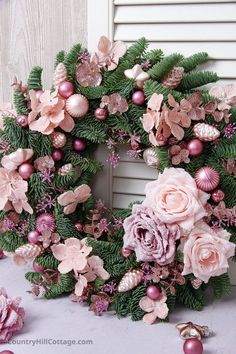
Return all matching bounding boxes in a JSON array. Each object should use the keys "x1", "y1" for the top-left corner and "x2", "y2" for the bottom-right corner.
[
  {"x1": 141, "y1": 113, "x2": 155, "y2": 132},
  {"x1": 64, "y1": 202, "x2": 77, "y2": 215},
  {"x1": 29, "y1": 115, "x2": 50, "y2": 133},
  {"x1": 58, "y1": 191, "x2": 76, "y2": 206},
  {"x1": 58, "y1": 259, "x2": 74, "y2": 274},
  {"x1": 51, "y1": 244, "x2": 67, "y2": 260},
  {"x1": 74, "y1": 184, "x2": 91, "y2": 203},
  {"x1": 74, "y1": 275, "x2": 88, "y2": 296},
  {"x1": 59, "y1": 112, "x2": 75, "y2": 132},
  {"x1": 170, "y1": 123, "x2": 184, "y2": 140},
  {"x1": 1, "y1": 148, "x2": 34, "y2": 171},
  {"x1": 65, "y1": 238, "x2": 82, "y2": 248},
  {"x1": 139, "y1": 296, "x2": 155, "y2": 312},
  {"x1": 73, "y1": 256, "x2": 88, "y2": 272},
  {"x1": 148, "y1": 93, "x2": 163, "y2": 111},
  {"x1": 149, "y1": 131, "x2": 158, "y2": 146},
  {"x1": 143, "y1": 312, "x2": 157, "y2": 325},
  {"x1": 97, "y1": 36, "x2": 111, "y2": 54},
  {"x1": 84, "y1": 270, "x2": 96, "y2": 282}
]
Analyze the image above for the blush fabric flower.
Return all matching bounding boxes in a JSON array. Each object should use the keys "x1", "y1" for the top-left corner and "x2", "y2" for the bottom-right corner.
[
  {"x1": 124, "y1": 64, "x2": 150, "y2": 89},
  {"x1": 182, "y1": 221, "x2": 235, "y2": 283},
  {"x1": 1, "y1": 148, "x2": 34, "y2": 171},
  {"x1": 139, "y1": 294, "x2": 169, "y2": 324},
  {"x1": 76, "y1": 61, "x2": 102, "y2": 87},
  {"x1": 75, "y1": 274, "x2": 88, "y2": 297},
  {"x1": 209, "y1": 84, "x2": 236, "y2": 110},
  {"x1": 143, "y1": 168, "x2": 209, "y2": 232},
  {"x1": 83, "y1": 255, "x2": 110, "y2": 282},
  {"x1": 100, "y1": 93, "x2": 129, "y2": 115},
  {"x1": 123, "y1": 204, "x2": 180, "y2": 265},
  {"x1": 34, "y1": 155, "x2": 55, "y2": 172},
  {"x1": 0, "y1": 287, "x2": 25, "y2": 343},
  {"x1": 58, "y1": 184, "x2": 91, "y2": 214},
  {"x1": 51, "y1": 237, "x2": 92, "y2": 274},
  {"x1": 187, "y1": 92, "x2": 205, "y2": 121}
]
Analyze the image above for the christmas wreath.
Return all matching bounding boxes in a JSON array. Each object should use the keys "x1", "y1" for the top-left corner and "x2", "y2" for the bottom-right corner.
[{"x1": 0, "y1": 36, "x2": 236, "y2": 324}]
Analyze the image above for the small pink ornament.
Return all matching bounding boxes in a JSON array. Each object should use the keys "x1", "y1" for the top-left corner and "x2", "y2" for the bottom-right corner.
[
  {"x1": 94, "y1": 107, "x2": 108, "y2": 121},
  {"x1": 132, "y1": 91, "x2": 145, "y2": 106},
  {"x1": 35, "y1": 90, "x2": 44, "y2": 101},
  {"x1": 18, "y1": 162, "x2": 34, "y2": 180},
  {"x1": 51, "y1": 132, "x2": 67, "y2": 148},
  {"x1": 211, "y1": 189, "x2": 225, "y2": 203},
  {"x1": 195, "y1": 166, "x2": 220, "y2": 191},
  {"x1": 36, "y1": 213, "x2": 55, "y2": 233},
  {"x1": 16, "y1": 115, "x2": 28, "y2": 127},
  {"x1": 28, "y1": 230, "x2": 40, "y2": 244},
  {"x1": 146, "y1": 285, "x2": 160, "y2": 300},
  {"x1": 0, "y1": 248, "x2": 4, "y2": 259},
  {"x1": 66, "y1": 94, "x2": 89, "y2": 118},
  {"x1": 32, "y1": 261, "x2": 44, "y2": 273},
  {"x1": 120, "y1": 247, "x2": 132, "y2": 258},
  {"x1": 0, "y1": 350, "x2": 15, "y2": 354},
  {"x1": 73, "y1": 138, "x2": 87, "y2": 152},
  {"x1": 75, "y1": 222, "x2": 84, "y2": 232},
  {"x1": 58, "y1": 81, "x2": 74, "y2": 99},
  {"x1": 52, "y1": 149, "x2": 63, "y2": 161},
  {"x1": 187, "y1": 139, "x2": 204, "y2": 157},
  {"x1": 183, "y1": 338, "x2": 203, "y2": 354}
]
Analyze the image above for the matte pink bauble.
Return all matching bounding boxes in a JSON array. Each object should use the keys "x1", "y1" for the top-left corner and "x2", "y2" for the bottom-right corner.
[
  {"x1": 18, "y1": 163, "x2": 34, "y2": 180},
  {"x1": 120, "y1": 248, "x2": 132, "y2": 258},
  {"x1": 132, "y1": 91, "x2": 145, "y2": 106},
  {"x1": 16, "y1": 114, "x2": 28, "y2": 127},
  {"x1": 0, "y1": 351, "x2": 15, "y2": 354},
  {"x1": 28, "y1": 230, "x2": 40, "y2": 244},
  {"x1": 52, "y1": 149, "x2": 63, "y2": 161},
  {"x1": 187, "y1": 139, "x2": 204, "y2": 157},
  {"x1": 146, "y1": 285, "x2": 160, "y2": 300},
  {"x1": 66, "y1": 94, "x2": 89, "y2": 118},
  {"x1": 36, "y1": 213, "x2": 55, "y2": 233},
  {"x1": 195, "y1": 166, "x2": 220, "y2": 191},
  {"x1": 211, "y1": 189, "x2": 225, "y2": 203},
  {"x1": 35, "y1": 90, "x2": 44, "y2": 101},
  {"x1": 73, "y1": 138, "x2": 87, "y2": 152},
  {"x1": 33, "y1": 261, "x2": 44, "y2": 273},
  {"x1": 183, "y1": 338, "x2": 203, "y2": 354},
  {"x1": 0, "y1": 248, "x2": 4, "y2": 259},
  {"x1": 94, "y1": 107, "x2": 108, "y2": 121},
  {"x1": 58, "y1": 81, "x2": 75, "y2": 99}
]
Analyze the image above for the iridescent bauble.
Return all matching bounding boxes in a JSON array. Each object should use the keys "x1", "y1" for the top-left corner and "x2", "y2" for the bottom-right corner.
[
  {"x1": 183, "y1": 338, "x2": 203, "y2": 354},
  {"x1": 211, "y1": 189, "x2": 225, "y2": 203},
  {"x1": 132, "y1": 91, "x2": 145, "y2": 106},
  {"x1": 52, "y1": 149, "x2": 63, "y2": 161},
  {"x1": 73, "y1": 138, "x2": 87, "y2": 152},
  {"x1": 187, "y1": 139, "x2": 204, "y2": 157},
  {"x1": 143, "y1": 147, "x2": 160, "y2": 168},
  {"x1": 35, "y1": 90, "x2": 44, "y2": 101},
  {"x1": 51, "y1": 132, "x2": 67, "y2": 148},
  {"x1": 36, "y1": 213, "x2": 55, "y2": 233},
  {"x1": 16, "y1": 114, "x2": 28, "y2": 127},
  {"x1": 58, "y1": 81, "x2": 74, "y2": 99},
  {"x1": 120, "y1": 248, "x2": 132, "y2": 258},
  {"x1": 33, "y1": 261, "x2": 44, "y2": 273},
  {"x1": 94, "y1": 107, "x2": 108, "y2": 121},
  {"x1": 28, "y1": 230, "x2": 40, "y2": 244},
  {"x1": 146, "y1": 285, "x2": 160, "y2": 300},
  {"x1": 195, "y1": 167, "x2": 220, "y2": 191},
  {"x1": 0, "y1": 248, "x2": 4, "y2": 259},
  {"x1": 18, "y1": 163, "x2": 34, "y2": 180},
  {"x1": 65, "y1": 94, "x2": 89, "y2": 118}
]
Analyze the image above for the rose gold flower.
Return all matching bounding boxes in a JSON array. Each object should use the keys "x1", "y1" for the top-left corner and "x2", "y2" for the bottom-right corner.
[
  {"x1": 139, "y1": 294, "x2": 169, "y2": 324},
  {"x1": 76, "y1": 62, "x2": 102, "y2": 87},
  {"x1": 209, "y1": 84, "x2": 236, "y2": 110},
  {"x1": 57, "y1": 184, "x2": 91, "y2": 214},
  {"x1": 100, "y1": 93, "x2": 129, "y2": 114}
]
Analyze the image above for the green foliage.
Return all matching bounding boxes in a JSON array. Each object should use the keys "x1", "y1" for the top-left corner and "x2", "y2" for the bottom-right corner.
[
  {"x1": 13, "y1": 88, "x2": 28, "y2": 115},
  {"x1": 63, "y1": 43, "x2": 82, "y2": 81},
  {"x1": 3, "y1": 117, "x2": 28, "y2": 149},
  {"x1": 53, "y1": 172, "x2": 77, "y2": 189},
  {"x1": 76, "y1": 85, "x2": 107, "y2": 99},
  {"x1": 54, "y1": 50, "x2": 66, "y2": 68},
  {"x1": 25, "y1": 272, "x2": 43, "y2": 283},
  {"x1": 176, "y1": 282, "x2": 205, "y2": 311},
  {"x1": 156, "y1": 147, "x2": 171, "y2": 171},
  {"x1": 44, "y1": 273, "x2": 76, "y2": 299},
  {"x1": 179, "y1": 52, "x2": 209, "y2": 72},
  {"x1": 65, "y1": 152, "x2": 103, "y2": 174},
  {"x1": 148, "y1": 53, "x2": 183, "y2": 80},
  {"x1": 28, "y1": 131, "x2": 52, "y2": 157},
  {"x1": 178, "y1": 71, "x2": 219, "y2": 91},
  {"x1": 210, "y1": 273, "x2": 231, "y2": 298},
  {"x1": 27, "y1": 66, "x2": 43, "y2": 90},
  {"x1": 143, "y1": 80, "x2": 184, "y2": 101},
  {"x1": 0, "y1": 232, "x2": 25, "y2": 252},
  {"x1": 35, "y1": 253, "x2": 59, "y2": 270},
  {"x1": 72, "y1": 115, "x2": 108, "y2": 143},
  {"x1": 54, "y1": 205, "x2": 79, "y2": 239},
  {"x1": 142, "y1": 48, "x2": 164, "y2": 63},
  {"x1": 124, "y1": 37, "x2": 148, "y2": 63},
  {"x1": 28, "y1": 173, "x2": 47, "y2": 204}
]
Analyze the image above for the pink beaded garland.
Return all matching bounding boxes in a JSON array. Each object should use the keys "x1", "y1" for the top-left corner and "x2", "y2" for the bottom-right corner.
[
  {"x1": 146, "y1": 285, "x2": 160, "y2": 300},
  {"x1": 195, "y1": 166, "x2": 220, "y2": 191},
  {"x1": 132, "y1": 90, "x2": 145, "y2": 106},
  {"x1": 28, "y1": 230, "x2": 40, "y2": 244},
  {"x1": 18, "y1": 162, "x2": 34, "y2": 180},
  {"x1": 183, "y1": 338, "x2": 203, "y2": 354},
  {"x1": 187, "y1": 139, "x2": 204, "y2": 157},
  {"x1": 58, "y1": 81, "x2": 75, "y2": 98}
]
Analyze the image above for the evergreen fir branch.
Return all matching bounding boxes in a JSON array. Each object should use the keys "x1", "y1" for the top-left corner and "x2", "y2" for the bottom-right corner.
[
  {"x1": 112, "y1": 291, "x2": 131, "y2": 318},
  {"x1": 147, "y1": 53, "x2": 183, "y2": 80},
  {"x1": 214, "y1": 143, "x2": 236, "y2": 160},
  {"x1": 13, "y1": 88, "x2": 29, "y2": 115},
  {"x1": 63, "y1": 43, "x2": 82, "y2": 81},
  {"x1": 64, "y1": 152, "x2": 103, "y2": 174},
  {"x1": 28, "y1": 173, "x2": 47, "y2": 204},
  {"x1": 25, "y1": 272, "x2": 43, "y2": 284},
  {"x1": 114, "y1": 208, "x2": 132, "y2": 221},
  {"x1": 129, "y1": 284, "x2": 146, "y2": 321},
  {"x1": 106, "y1": 79, "x2": 135, "y2": 96},
  {"x1": 28, "y1": 131, "x2": 52, "y2": 157},
  {"x1": 156, "y1": 147, "x2": 171, "y2": 172},
  {"x1": 166, "y1": 289, "x2": 176, "y2": 312},
  {"x1": 76, "y1": 85, "x2": 107, "y2": 99},
  {"x1": 0, "y1": 232, "x2": 25, "y2": 252},
  {"x1": 143, "y1": 80, "x2": 184, "y2": 101},
  {"x1": 178, "y1": 71, "x2": 219, "y2": 91},
  {"x1": 176, "y1": 283, "x2": 205, "y2": 311},
  {"x1": 44, "y1": 274, "x2": 76, "y2": 299},
  {"x1": 106, "y1": 254, "x2": 139, "y2": 278},
  {"x1": 142, "y1": 49, "x2": 164, "y2": 64},
  {"x1": 210, "y1": 273, "x2": 231, "y2": 298},
  {"x1": 179, "y1": 52, "x2": 209, "y2": 72},
  {"x1": 3, "y1": 117, "x2": 28, "y2": 149},
  {"x1": 53, "y1": 172, "x2": 77, "y2": 189},
  {"x1": 54, "y1": 50, "x2": 66, "y2": 69},
  {"x1": 72, "y1": 115, "x2": 108, "y2": 144},
  {"x1": 123, "y1": 37, "x2": 148, "y2": 63},
  {"x1": 108, "y1": 114, "x2": 131, "y2": 133},
  {"x1": 54, "y1": 206, "x2": 79, "y2": 239},
  {"x1": 230, "y1": 107, "x2": 236, "y2": 122},
  {"x1": 35, "y1": 253, "x2": 60, "y2": 270},
  {"x1": 185, "y1": 155, "x2": 207, "y2": 177},
  {"x1": 27, "y1": 66, "x2": 43, "y2": 90}
]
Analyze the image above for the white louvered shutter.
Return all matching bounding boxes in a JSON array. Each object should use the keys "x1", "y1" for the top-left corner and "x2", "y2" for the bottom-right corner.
[{"x1": 87, "y1": 0, "x2": 236, "y2": 283}]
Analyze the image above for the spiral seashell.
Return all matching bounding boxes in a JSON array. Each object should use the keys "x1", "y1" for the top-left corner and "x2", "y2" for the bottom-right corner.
[
  {"x1": 53, "y1": 63, "x2": 67, "y2": 87},
  {"x1": 193, "y1": 123, "x2": 220, "y2": 142},
  {"x1": 143, "y1": 148, "x2": 160, "y2": 169},
  {"x1": 118, "y1": 269, "x2": 143, "y2": 292},
  {"x1": 15, "y1": 244, "x2": 43, "y2": 260}
]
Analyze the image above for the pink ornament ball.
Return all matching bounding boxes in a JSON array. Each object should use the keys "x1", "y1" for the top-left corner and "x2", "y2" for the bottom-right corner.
[
  {"x1": 33, "y1": 261, "x2": 44, "y2": 273},
  {"x1": 0, "y1": 248, "x2": 4, "y2": 259},
  {"x1": 183, "y1": 338, "x2": 203, "y2": 354},
  {"x1": 18, "y1": 162, "x2": 34, "y2": 180},
  {"x1": 195, "y1": 166, "x2": 220, "y2": 192},
  {"x1": 66, "y1": 94, "x2": 89, "y2": 118},
  {"x1": 16, "y1": 114, "x2": 28, "y2": 127},
  {"x1": 132, "y1": 90, "x2": 145, "y2": 106},
  {"x1": 211, "y1": 189, "x2": 225, "y2": 203},
  {"x1": 52, "y1": 149, "x2": 63, "y2": 161},
  {"x1": 36, "y1": 213, "x2": 55, "y2": 233},
  {"x1": 35, "y1": 90, "x2": 44, "y2": 101},
  {"x1": 187, "y1": 139, "x2": 204, "y2": 157},
  {"x1": 73, "y1": 138, "x2": 87, "y2": 152},
  {"x1": 0, "y1": 351, "x2": 15, "y2": 354},
  {"x1": 94, "y1": 107, "x2": 108, "y2": 121},
  {"x1": 120, "y1": 248, "x2": 132, "y2": 258},
  {"x1": 28, "y1": 230, "x2": 40, "y2": 244},
  {"x1": 146, "y1": 285, "x2": 160, "y2": 300},
  {"x1": 58, "y1": 81, "x2": 75, "y2": 99}
]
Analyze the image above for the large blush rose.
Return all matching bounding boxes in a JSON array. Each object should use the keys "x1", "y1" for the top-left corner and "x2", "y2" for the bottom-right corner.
[
  {"x1": 143, "y1": 167, "x2": 209, "y2": 232},
  {"x1": 182, "y1": 221, "x2": 235, "y2": 283},
  {"x1": 123, "y1": 204, "x2": 180, "y2": 265}
]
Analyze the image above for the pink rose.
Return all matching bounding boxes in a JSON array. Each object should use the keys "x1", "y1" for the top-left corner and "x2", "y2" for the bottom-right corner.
[
  {"x1": 182, "y1": 221, "x2": 235, "y2": 283},
  {"x1": 143, "y1": 168, "x2": 209, "y2": 232},
  {"x1": 123, "y1": 204, "x2": 180, "y2": 265},
  {"x1": 0, "y1": 288, "x2": 25, "y2": 343}
]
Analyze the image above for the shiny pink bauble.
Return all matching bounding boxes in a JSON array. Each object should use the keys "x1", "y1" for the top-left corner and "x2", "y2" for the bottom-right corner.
[
  {"x1": 0, "y1": 351, "x2": 15, "y2": 354},
  {"x1": 58, "y1": 81, "x2": 75, "y2": 99},
  {"x1": 211, "y1": 189, "x2": 225, "y2": 203},
  {"x1": 187, "y1": 139, "x2": 204, "y2": 157},
  {"x1": 120, "y1": 248, "x2": 132, "y2": 258},
  {"x1": 73, "y1": 138, "x2": 87, "y2": 152},
  {"x1": 94, "y1": 107, "x2": 108, "y2": 121},
  {"x1": 146, "y1": 285, "x2": 160, "y2": 300},
  {"x1": 195, "y1": 166, "x2": 220, "y2": 191},
  {"x1": 33, "y1": 261, "x2": 44, "y2": 273},
  {"x1": 66, "y1": 94, "x2": 89, "y2": 118},
  {"x1": 75, "y1": 222, "x2": 84, "y2": 232},
  {"x1": 132, "y1": 91, "x2": 145, "y2": 106},
  {"x1": 28, "y1": 230, "x2": 40, "y2": 244},
  {"x1": 18, "y1": 162, "x2": 34, "y2": 180},
  {"x1": 52, "y1": 149, "x2": 63, "y2": 161},
  {"x1": 16, "y1": 114, "x2": 28, "y2": 127},
  {"x1": 0, "y1": 248, "x2": 4, "y2": 259},
  {"x1": 183, "y1": 338, "x2": 203, "y2": 354},
  {"x1": 35, "y1": 90, "x2": 44, "y2": 101},
  {"x1": 36, "y1": 213, "x2": 55, "y2": 233}
]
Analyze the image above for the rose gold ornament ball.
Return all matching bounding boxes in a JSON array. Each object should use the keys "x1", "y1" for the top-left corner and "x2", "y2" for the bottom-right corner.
[
  {"x1": 211, "y1": 189, "x2": 225, "y2": 203},
  {"x1": 51, "y1": 132, "x2": 67, "y2": 148},
  {"x1": 183, "y1": 338, "x2": 203, "y2": 354},
  {"x1": 18, "y1": 163, "x2": 34, "y2": 180},
  {"x1": 65, "y1": 94, "x2": 89, "y2": 118},
  {"x1": 120, "y1": 247, "x2": 132, "y2": 258},
  {"x1": 16, "y1": 115, "x2": 28, "y2": 127},
  {"x1": 187, "y1": 139, "x2": 204, "y2": 157},
  {"x1": 94, "y1": 107, "x2": 108, "y2": 121},
  {"x1": 195, "y1": 166, "x2": 220, "y2": 191}
]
